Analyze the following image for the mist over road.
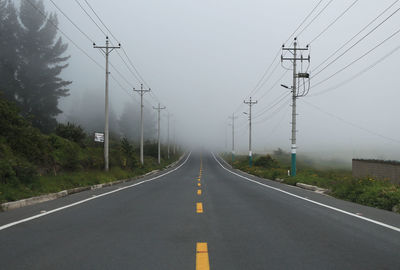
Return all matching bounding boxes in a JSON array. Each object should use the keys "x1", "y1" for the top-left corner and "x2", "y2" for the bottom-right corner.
[{"x1": 0, "y1": 152, "x2": 399, "y2": 269}]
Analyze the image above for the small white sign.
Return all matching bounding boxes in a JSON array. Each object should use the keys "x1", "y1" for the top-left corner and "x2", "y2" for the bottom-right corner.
[{"x1": 94, "y1": 132, "x2": 104, "y2": 143}]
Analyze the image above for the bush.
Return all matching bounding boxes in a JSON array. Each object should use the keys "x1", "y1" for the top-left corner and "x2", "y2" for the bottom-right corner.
[
  {"x1": 120, "y1": 138, "x2": 138, "y2": 169},
  {"x1": 55, "y1": 122, "x2": 86, "y2": 146},
  {"x1": 48, "y1": 134, "x2": 82, "y2": 172},
  {"x1": 254, "y1": 154, "x2": 278, "y2": 168},
  {"x1": 144, "y1": 141, "x2": 158, "y2": 159}
]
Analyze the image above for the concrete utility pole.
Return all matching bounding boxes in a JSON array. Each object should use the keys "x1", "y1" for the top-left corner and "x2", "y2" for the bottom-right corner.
[
  {"x1": 244, "y1": 97, "x2": 257, "y2": 167},
  {"x1": 167, "y1": 112, "x2": 171, "y2": 159},
  {"x1": 173, "y1": 119, "x2": 176, "y2": 155},
  {"x1": 93, "y1": 37, "x2": 120, "y2": 171},
  {"x1": 228, "y1": 113, "x2": 238, "y2": 163},
  {"x1": 281, "y1": 37, "x2": 310, "y2": 176},
  {"x1": 153, "y1": 103, "x2": 166, "y2": 164},
  {"x1": 134, "y1": 83, "x2": 151, "y2": 165}
]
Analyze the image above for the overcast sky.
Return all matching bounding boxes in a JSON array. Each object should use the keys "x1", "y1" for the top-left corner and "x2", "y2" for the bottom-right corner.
[{"x1": 40, "y1": 0, "x2": 400, "y2": 162}]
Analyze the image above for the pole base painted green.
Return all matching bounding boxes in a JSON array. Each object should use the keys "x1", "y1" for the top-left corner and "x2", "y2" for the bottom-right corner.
[
  {"x1": 291, "y1": 153, "x2": 296, "y2": 176},
  {"x1": 249, "y1": 155, "x2": 252, "y2": 167}
]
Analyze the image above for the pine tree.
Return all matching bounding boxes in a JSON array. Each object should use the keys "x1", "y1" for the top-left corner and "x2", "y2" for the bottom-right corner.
[
  {"x1": 0, "y1": 0, "x2": 20, "y2": 101},
  {"x1": 17, "y1": 0, "x2": 71, "y2": 133}
]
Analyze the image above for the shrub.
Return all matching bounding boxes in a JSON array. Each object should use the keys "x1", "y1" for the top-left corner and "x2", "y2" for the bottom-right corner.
[
  {"x1": 48, "y1": 134, "x2": 82, "y2": 172},
  {"x1": 55, "y1": 122, "x2": 86, "y2": 146},
  {"x1": 120, "y1": 138, "x2": 138, "y2": 169},
  {"x1": 254, "y1": 154, "x2": 278, "y2": 168}
]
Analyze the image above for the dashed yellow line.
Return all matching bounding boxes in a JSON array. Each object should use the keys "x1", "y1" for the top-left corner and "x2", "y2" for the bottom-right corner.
[
  {"x1": 197, "y1": 189, "x2": 202, "y2": 195},
  {"x1": 196, "y1": 242, "x2": 210, "y2": 270},
  {"x1": 196, "y1": 202, "x2": 203, "y2": 213}
]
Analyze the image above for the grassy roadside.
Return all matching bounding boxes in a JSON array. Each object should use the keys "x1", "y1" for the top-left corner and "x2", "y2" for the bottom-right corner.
[
  {"x1": 221, "y1": 153, "x2": 400, "y2": 213},
  {"x1": 0, "y1": 154, "x2": 181, "y2": 204}
]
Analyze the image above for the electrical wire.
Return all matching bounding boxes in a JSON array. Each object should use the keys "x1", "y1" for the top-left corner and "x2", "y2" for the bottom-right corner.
[
  {"x1": 302, "y1": 100, "x2": 400, "y2": 144},
  {"x1": 49, "y1": 0, "x2": 94, "y2": 43},
  {"x1": 312, "y1": 26, "x2": 400, "y2": 89},
  {"x1": 253, "y1": 92, "x2": 291, "y2": 119},
  {"x1": 24, "y1": 0, "x2": 103, "y2": 70},
  {"x1": 296, "y1": 0, "x2": 334, "y2": 38},
  {"x1": 309, "y1": 0, "x2": 359, "y2": 44},
  {"x1": 73, "y1": 0, "x2": 107, "y2": 37},
  {"x1": 312, "y1": 5, "x2": 400, "y2": 78},
  {"x1": 310, "y1": 45, "x2": 400, "y2": 96},
  {"x1": 284, "y1": 0, "x2": 324, "y2": 44}
]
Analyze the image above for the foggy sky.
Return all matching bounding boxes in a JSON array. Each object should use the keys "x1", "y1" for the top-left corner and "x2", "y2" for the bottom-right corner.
[{"x1": 46, "y1": 0, "x2": 400, "y2": 162}]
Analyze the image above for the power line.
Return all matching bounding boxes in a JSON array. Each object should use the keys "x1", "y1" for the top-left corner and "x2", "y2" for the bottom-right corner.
[
  {"x1": 253, "y1": 91, "x2": 291, "y2": 119},
  {"x1": 296, "y1": 0, "x2": 334, "y2": 38},
  {"x1": 310, "y1": 45, "x2": 400, "y2": 96},
  {"x1": 24, "y1": 0, "x2": 103, "y2": 70},
  {"x1": 284, "y1": 0, "x2": 324, "y2": 44},
  {"x1": 49, "y1": 0, "x2": 94, "y2": 43},
  {"x1": 257, "y1": 70, "x2": 290, "y2": 102},
  {"x1": 312, "y1": 5, "x2": 400, "y2": 78},
  {"x1": 83, "y1": 0, "x2": 120, "y2": 43},
  {"x1": 73, "y1": 0, "x2": 107, "y2": 37},
  {"x1": 253, "y1": 96, "x2": 290, "y2": 125},
  {"x1": 309, "y1": 0, "x2": 359, "y2": 44},
  {"x1": 312, "y1": 26, "x2": 400, "y2": 89},
  {"x1": 302, "y1": 100, "x2": 400, "y2": 144}
]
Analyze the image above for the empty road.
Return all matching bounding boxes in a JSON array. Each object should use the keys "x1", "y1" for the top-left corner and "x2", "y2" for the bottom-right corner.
[{"x1": 0, "y1": 152, "x2": 399, "y2": 269}]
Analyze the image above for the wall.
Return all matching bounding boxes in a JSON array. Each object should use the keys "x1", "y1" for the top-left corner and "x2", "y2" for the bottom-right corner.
[{"x1": 352, "y1": 159, "x2": 400, "y2": 185}]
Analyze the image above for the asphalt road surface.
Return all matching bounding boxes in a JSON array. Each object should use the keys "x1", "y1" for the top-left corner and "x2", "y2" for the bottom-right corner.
[{"x1": 0, "y1": 152, "x2": 399, "y2": 269}]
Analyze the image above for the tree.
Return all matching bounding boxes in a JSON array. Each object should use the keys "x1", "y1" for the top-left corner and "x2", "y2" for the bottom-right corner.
[
  {"x1": 119, "y1": 101, "x2": 157, "y2": 142},
  {"x1": 16, "y1": 0, "x2": 71, "y2": 133},
  {"x1": 0, "y1": 0, "x2": 20, "y2": 101}
]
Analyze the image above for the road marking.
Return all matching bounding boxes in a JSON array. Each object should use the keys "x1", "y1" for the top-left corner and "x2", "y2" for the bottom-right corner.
[
  {"x1": 198, "y1": 183, "x2": 201, "y2": 187},
  {"x1": 212, "y1": 152, "x2": 400, "y2": 233},
  {"x1": 196, "y1": 242, "x2": 210, "y2": 270},
  {"x1": 0, "y1": 152, "x2": 192, "y2": 231},
  {"x1": 196, "y1": 202, "x2": 203, "y2": 213},
  {"x1": 197, "y1": 189, "x2": 202, "y2": 195}
]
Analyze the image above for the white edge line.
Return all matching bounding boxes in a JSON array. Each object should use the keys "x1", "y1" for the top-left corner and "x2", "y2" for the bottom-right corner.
[
  {"x1": 212, "y1": 152, "x2": 400, "y2": 233},
  {"x1": 0, "y1": 152, "x2": 192, "y2": 231}
]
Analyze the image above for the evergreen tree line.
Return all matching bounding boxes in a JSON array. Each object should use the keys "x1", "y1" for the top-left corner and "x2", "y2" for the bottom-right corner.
[{"x1": 0, "y1": 0, "x2": 70, "y2": 133}]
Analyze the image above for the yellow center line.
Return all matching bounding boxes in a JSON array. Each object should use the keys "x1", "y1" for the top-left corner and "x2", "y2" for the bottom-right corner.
[
  {"x1": 197, "y1": 189, "x2": 202, "y2": 195},
  {"x1": 196, "y1": 202, "x2": 203, "y2": 213},
  {"x1": 196, "y1": 242, "x2": 210, "y2": 270}
]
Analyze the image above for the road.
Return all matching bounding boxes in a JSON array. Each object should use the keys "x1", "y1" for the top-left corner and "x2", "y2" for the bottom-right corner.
[{"x1": 0, "y1": 152, "x2": 399, "y2": 269}]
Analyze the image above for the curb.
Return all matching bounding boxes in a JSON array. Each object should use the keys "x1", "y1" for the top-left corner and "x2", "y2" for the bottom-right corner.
[
  {"x1": 217, "y1": 154, "x2": 329, "y2": 195},
  {"x1": 296, "y1": 182, "x2": 329, "y2": 194},
  {"x1": 1, "y1": 153, "x2": 186, "y2": 212}
]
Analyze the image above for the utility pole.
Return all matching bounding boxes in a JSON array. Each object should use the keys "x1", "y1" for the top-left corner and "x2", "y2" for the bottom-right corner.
[
  {"x1": 244, "y1": 97, "x2": 257, "y2": 167},
  {"x1": 93, "y1": 37, "x2": 120, "y2": 171},
  {"x1": 281, "y1": 37, "x2": 310, "y2": 176},
  {"x1": 167, "y1": 112, "x2": 171, "y2": 159},
  {"x1": 173, "y1": 119, "x2": 176, "y2": 155},
  {"x1": 134, "y1": 83, "x2": 151, "y2": 165},
  {"x1": 153, "y1": 103, "x2": 166, "y2": 164},
  {"x1": 228, "y1": 113, "x2": 238, "y2": 163}
]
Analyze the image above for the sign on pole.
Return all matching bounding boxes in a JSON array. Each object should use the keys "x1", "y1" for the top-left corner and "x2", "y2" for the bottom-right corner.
[{"x1": 94, "y1": 132, "x2": 104, "y2": 143}]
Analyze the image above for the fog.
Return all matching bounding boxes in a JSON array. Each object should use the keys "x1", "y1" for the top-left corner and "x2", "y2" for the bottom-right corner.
[{"x1": 46, "y1": 0, "x2": 400, "y2": 163}]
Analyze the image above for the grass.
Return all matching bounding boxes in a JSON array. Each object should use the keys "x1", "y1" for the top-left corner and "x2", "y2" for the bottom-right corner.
[
  {"x1": 0, "y1": 154, "x2": 180, "y2": 204},
  {"x1": 222, "y1": 153, "x2": 400, "y2": 213}
]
